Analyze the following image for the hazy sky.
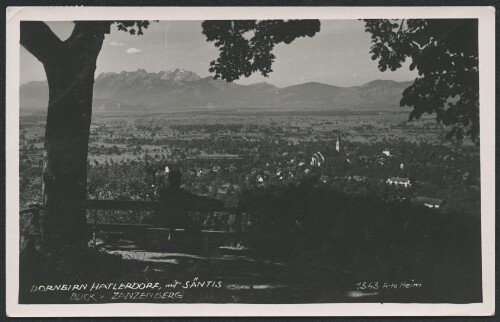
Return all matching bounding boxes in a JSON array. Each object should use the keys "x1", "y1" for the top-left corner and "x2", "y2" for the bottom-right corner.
[{"x1": 20, "y1": 20, "x2": 417, "y2": 87}]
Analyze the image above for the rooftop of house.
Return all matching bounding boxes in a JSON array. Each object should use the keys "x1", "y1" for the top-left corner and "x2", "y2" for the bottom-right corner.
[
  {"x1": 414, "y1": 196, "x2": 443, "y2": 205},
  {"x1": 197, "y1": 168, "x2": 211, "y2": 174},
  {"x1": 389, "y1": 177, "x2": 410, "y2": 182}
]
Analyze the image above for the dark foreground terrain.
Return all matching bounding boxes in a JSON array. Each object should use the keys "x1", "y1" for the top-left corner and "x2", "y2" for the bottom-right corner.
[
  {"x1": 20, "y1": 184, "x2": 482, "y2": 304},
  {"x1": 19, "y1": 213, "x2": 481, "y2": 305}
]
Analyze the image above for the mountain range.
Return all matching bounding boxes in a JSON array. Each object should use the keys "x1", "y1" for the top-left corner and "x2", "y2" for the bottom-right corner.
[{"x1": 20, "y1": 68, "x2": 413, "y2": 113}]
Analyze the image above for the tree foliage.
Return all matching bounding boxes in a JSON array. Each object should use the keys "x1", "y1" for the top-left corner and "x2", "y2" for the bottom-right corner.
[
  {"x1": 201, "y1": 20, "x2": 321, "y2": 82},
  {"x1": 364, "y1": 19, "x2": 479, "y2": 143},
  {"x1": 115, "y1": 21, "x2": 152, "y2": 35}
]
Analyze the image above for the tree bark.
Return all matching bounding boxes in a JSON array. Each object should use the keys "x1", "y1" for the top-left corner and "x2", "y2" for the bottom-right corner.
[{"x1": 21, "y1": 21, "x2": 110, "y2": 254}]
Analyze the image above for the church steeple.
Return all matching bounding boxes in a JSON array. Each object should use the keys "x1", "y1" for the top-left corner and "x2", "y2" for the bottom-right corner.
[{"x1": 335, "y1": 131, "x2": 341, "y2": 152}]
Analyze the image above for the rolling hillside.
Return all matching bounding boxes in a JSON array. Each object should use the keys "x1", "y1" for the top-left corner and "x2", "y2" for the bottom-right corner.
[{"x1": 20, "y1": 68, "x2": 413, "y2": 113}]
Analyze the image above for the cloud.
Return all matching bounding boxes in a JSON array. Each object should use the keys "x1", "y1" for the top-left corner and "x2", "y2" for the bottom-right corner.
[
  {"x1": 126, "y1": 47, "x2": 142, "y2": 54},
  {"x1": 109, "y1": 41, "x2": 124, "y2": 47}
]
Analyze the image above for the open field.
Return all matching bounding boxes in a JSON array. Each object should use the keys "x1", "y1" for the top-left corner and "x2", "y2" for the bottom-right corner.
[{"x1": 20, "y1": 109, "x2": 480, "y2": 214}]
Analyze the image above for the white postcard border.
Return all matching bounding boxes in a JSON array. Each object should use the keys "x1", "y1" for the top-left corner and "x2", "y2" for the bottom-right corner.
[{"x1": 5, "y1": 6, "x2": 495, "y2": 317}]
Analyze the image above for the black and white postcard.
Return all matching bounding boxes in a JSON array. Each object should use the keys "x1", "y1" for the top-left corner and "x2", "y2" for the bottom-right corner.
[{"x1": 5, "y1": 5, "x2": 495, "y2": 317}]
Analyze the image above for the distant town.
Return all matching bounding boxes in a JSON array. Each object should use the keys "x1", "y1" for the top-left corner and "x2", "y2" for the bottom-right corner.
[{"x1": 20, "y1": 108, "x2": 480, "y2": 216}]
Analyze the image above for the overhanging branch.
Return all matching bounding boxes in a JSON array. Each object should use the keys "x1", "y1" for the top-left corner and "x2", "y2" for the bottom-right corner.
[
  {"x1": 20, "y1": 21, "x2": 63, "y2": 63},
  {"x1": 65, "y1": 21, "x2": 112, "y2": 60}
]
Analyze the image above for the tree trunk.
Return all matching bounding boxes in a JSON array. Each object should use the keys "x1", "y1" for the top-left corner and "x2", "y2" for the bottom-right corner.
[
  {"x1": 21, "y1": 21, "x2": 110, "y2": 254},
  {"x1": 41, "y1": 59, "x2": 96, "y2": 252}
]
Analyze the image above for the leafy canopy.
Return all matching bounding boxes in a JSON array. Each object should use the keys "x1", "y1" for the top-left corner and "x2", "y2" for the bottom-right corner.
[
  {"x1": 201, "y1": 19, "x2": 479, "y2": 144},
  {"x1": 115, "y1": 21, "x2": 152, "y2": 35},
  {"x1": 364, "y1": 19, "x2": 479, "y2": 143},
  {"x1": 201, "y1": 20, "x2": 321, "y2": 82}
]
